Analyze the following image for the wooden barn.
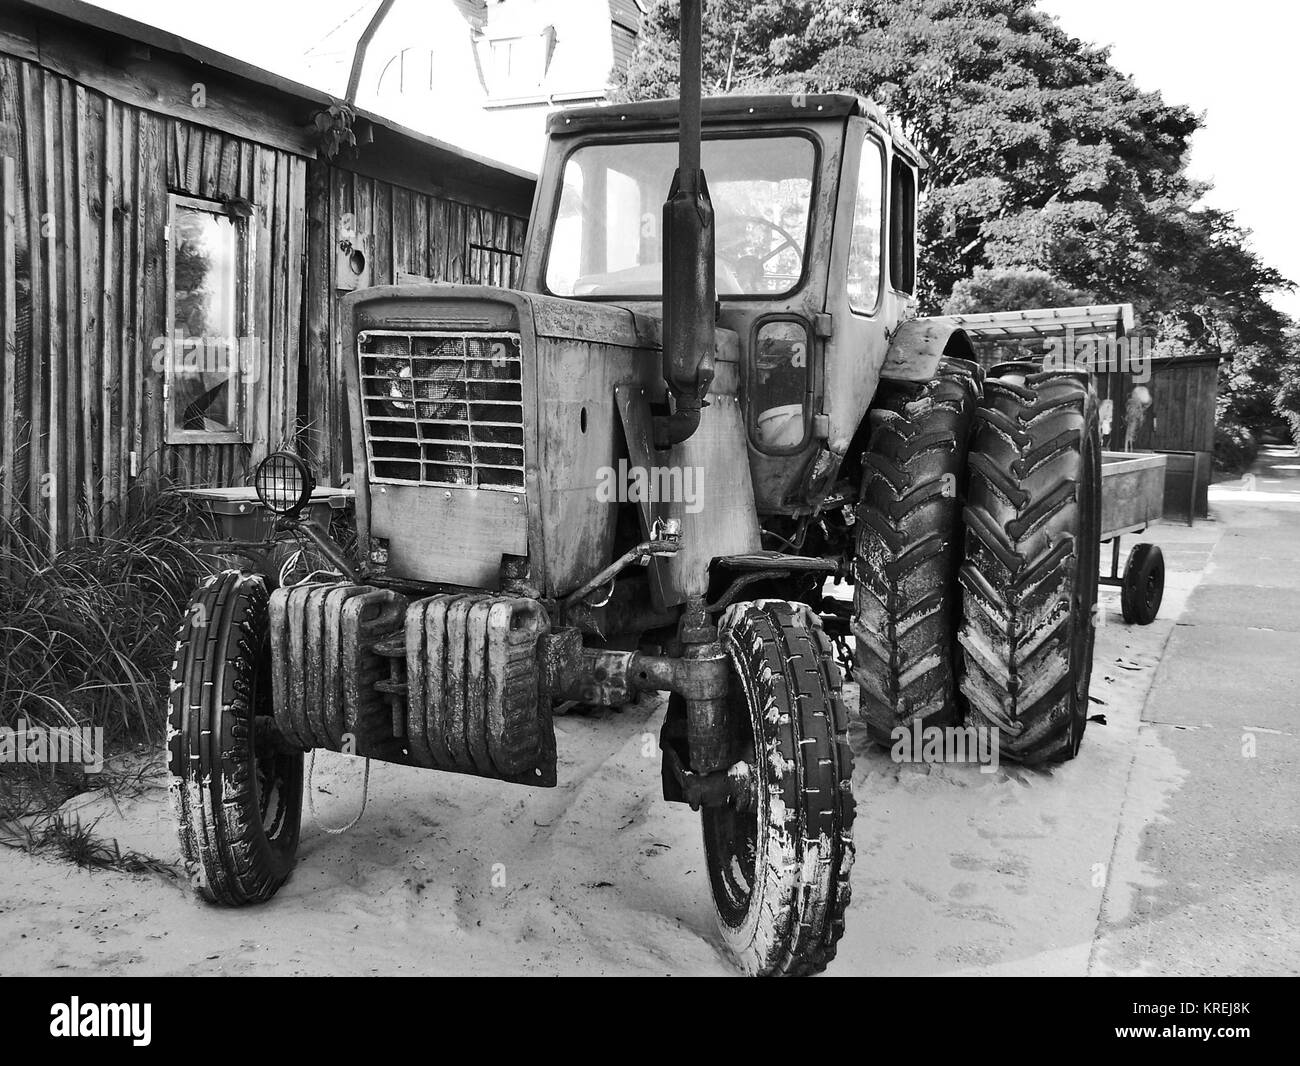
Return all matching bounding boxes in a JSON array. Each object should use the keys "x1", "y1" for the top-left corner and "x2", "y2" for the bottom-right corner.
[{"x1": 0, "y1": 0, "x2": 535, "y2": 551}]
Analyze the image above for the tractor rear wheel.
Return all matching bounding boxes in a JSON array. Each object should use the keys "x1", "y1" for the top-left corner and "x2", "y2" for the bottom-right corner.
[
  {"x1": 702, "y1": 600, "x2": 855, "y2": 976},
  {"x1": 958, "y1": 363, "x2": 1101, "y2": 764},
  {"x1": 852, "y1": 357, "x2": 982, "y2": 745},
  {"x1": 168, "y1": 570, "x2": 303, "y2": 903}
]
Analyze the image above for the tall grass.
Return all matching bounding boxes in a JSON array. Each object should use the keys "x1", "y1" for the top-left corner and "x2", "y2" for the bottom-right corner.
[{"x1": 0, "y1": 492, "x2": 210, "y2": 744}]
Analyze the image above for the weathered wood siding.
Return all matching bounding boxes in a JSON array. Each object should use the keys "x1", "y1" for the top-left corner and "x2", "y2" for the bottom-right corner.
[
  {"x1": 303, "y1": 163, "x2": 527, "y2": 484},
  {"x1": 0, "y1": 47, "x2": 528, "y2": 549},
  {"x1": 0, "y1": 55, "x2": 306, "y2": 546},
  {"x1": 1094, "y1": 355, "x2": 1219, "y2": 517}
]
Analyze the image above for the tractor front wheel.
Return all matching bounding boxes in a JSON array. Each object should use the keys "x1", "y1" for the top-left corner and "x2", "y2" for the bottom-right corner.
[
  {"x1": 701, "y1": 600, "x2": 855, "y2": 976},
  {"x1": 168, "y1": 570, "x2": 303, "y2": 904}
]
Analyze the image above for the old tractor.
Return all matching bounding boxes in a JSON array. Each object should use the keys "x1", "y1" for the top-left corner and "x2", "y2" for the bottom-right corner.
[{"x1": 167, "y1": 1, "x2": 1102, "y2": 976}]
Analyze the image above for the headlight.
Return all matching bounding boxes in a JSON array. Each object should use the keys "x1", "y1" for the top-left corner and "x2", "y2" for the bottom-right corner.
[{"x1": 254, "y1": 452, "x2": 315, "y2": 516}]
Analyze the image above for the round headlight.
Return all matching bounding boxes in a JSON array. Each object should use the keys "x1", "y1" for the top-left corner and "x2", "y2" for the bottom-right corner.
[{"x1": 254, "y1": 452, "x2": 315, "y2": 516}]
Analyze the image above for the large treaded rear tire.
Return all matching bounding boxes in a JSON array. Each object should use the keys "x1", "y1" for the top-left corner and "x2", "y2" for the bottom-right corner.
[
  {"x1": 703, "y1": 600, "x2": 855, "y2": 976},
  {"x1": 852, "y1": 357, "x2": 982, "y2": 745},
  {"x1": 168, "y1": 570, "x2": 303, "y2": 903},
  {"x1": 958, "y1": 363, "x2": 1101, "y2": 765}
]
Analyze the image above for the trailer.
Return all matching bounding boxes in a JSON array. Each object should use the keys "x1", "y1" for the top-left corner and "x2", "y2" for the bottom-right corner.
[{"x1": 1100, "y1": 451, "x2": 1168, "y2": 625}]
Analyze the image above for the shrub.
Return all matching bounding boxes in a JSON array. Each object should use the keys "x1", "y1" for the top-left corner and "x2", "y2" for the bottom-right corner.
[
  {"x1": 0, "y1": 493, "x2": 210, "y2": 743},
  {"x1": 1213, "y1": 417, "x2": 1259, "y2": 477}
]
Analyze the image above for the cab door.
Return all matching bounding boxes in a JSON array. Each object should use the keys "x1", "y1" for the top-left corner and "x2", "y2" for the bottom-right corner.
[{"x1": 821, "y1": 116, "x2": 893, "y2": 460}]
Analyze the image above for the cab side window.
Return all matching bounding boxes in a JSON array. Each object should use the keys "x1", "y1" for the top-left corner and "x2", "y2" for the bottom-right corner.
[
  {"x1": 889, "y1": 158, "x2": 916, "y2": 295},
  {"x1": 846, "y1": 136, "x2": 885, "y2": 315}
]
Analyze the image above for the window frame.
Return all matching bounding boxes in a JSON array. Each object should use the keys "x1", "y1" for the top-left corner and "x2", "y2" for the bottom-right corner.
[
  {"x1": 164, "y1": 193, "x2": 256, "y2": 446},
  {"x1": 888, "y1": 157, "x2": 917, "y2": 296},
  {"x1": 846, "y1": 132, "x2": 887, "y2": 317},
  {"x1": 746, "y1": 312, "x2": 815, "y2": 456},
  {"x1": 539, "y1": 129, "x2": 822, "y2": 303}
]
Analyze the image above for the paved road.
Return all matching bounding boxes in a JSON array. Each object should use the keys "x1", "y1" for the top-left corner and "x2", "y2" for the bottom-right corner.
[{"x1": 1090, "y1": 445, "x2": 1300, "y2": 974}]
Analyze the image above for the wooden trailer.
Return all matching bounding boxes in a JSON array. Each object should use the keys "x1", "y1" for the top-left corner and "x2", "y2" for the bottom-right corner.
[{"x1": 1099, "y1": 450, "x2": 1167, "y2": 625}]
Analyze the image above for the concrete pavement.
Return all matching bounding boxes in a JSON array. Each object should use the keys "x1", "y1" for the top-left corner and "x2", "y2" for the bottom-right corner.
[{"x1": 1090, "y1": 445, "x2": 1300, "y2": 974}]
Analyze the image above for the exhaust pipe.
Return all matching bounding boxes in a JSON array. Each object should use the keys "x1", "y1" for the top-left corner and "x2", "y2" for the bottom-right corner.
[{"x1": 656, "y1": 0, "x2": 715, "y2": 449}]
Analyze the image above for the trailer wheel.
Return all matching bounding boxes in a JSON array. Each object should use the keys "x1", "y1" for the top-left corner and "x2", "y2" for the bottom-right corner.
[
  {"x1": 168, "y1": 570, "x2": 303, "y2": 904},
  {"x1": 958, "y1": 363, "x2": 1101, "y2": 764},
  {"x1": 702, "y1": 600, "x2": 855, "y2": 976},
  {"x1": 852, "y1": 357, "x2": 982, "y2": 745},
  {"x1": 1121, "y1": 543, "x2": 1164, "y2": 625}
]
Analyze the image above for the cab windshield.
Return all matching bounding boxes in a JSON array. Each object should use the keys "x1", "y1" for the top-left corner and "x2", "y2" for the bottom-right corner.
[{"x1": 544, "y1": 135, "x2": 815, "y2": 298}]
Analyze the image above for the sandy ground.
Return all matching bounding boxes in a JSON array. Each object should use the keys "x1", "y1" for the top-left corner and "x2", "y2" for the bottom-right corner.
[{"x1": 0, "y1": 510, "x2": 1258, "y2": 976}]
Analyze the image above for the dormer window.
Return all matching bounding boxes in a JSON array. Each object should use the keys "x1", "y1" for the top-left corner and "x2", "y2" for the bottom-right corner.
[
  {"x1": 485, "y1": 27, "x2": 556, "y2": 96},
  {"x1": 376, "y1": 47, "x2": 436, "y2": 96}
]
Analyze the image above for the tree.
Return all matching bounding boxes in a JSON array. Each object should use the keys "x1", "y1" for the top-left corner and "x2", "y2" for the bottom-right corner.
[
  {"x1": 944, "y1": 267, "x2": 1093, "y2": 315},
  {"x1": 618, "y1": 0, "x2": 1210, "y2": 313},
  {"x1": 618, "y1": 0, "x2": 1297, "y2": 454}
]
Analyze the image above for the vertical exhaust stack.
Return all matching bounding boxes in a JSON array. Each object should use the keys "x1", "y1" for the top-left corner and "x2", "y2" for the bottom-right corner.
[{"x1": 656, "y1": 0, "x2": 715, "y2": 449}]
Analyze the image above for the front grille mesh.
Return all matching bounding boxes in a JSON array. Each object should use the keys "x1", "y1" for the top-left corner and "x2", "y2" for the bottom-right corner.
[{"x1": 359, "y1": 330, "x2": 524, "y2": 491}]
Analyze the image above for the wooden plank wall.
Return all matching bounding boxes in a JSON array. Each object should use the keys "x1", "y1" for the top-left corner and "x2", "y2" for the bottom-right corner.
[
  {"x1": 0, "y1": 54, "x2": 304, "y2": 548},
  {"x1": 0, "y1": 50, "x2": 528, "y2": 549},
  {"x1": 1147, "y1": 359, "x2": 1218, "y2": 454},
  {"x1": 1095, "y1": 356, "x2": 1218, "y2": 518},
  {"x1": 304, "y1": 163, "x2": 528, "y2": 484},
  {"x1": 1095, "y1": 358, "x2": 1219, "y2": 453}
]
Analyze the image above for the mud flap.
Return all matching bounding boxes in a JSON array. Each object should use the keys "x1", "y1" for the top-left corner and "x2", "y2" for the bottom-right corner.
[{"x1": 615, "y1": 384, "x2": 761, "y2": 608}]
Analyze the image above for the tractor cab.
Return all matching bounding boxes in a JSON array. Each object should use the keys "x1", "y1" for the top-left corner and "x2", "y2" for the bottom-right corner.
[{"x1": 520, "y1": 94, "x2": 927, "y2": 513}]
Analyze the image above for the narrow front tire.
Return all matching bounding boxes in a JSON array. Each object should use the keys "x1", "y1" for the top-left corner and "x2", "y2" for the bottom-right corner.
[
  {"x1": 702, "y1": 600, "x2": 855, "y2": 976},
  {"x1": 168, "y1": 570, "x2": 303, "y2": 904}
]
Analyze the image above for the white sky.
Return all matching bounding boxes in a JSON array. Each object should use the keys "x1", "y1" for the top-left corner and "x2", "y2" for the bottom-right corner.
[
  {"x1": 1039, "y1": 0, "x2": 1299, "y2": 319},
  {"x1": 86, "y1": 0, "x2": 1298, "y2": 319}
]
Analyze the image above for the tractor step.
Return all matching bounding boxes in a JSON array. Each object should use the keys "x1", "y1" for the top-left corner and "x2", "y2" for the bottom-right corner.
[{"x1": 716, "y1": 551, "x2": 837, "y2": 573}]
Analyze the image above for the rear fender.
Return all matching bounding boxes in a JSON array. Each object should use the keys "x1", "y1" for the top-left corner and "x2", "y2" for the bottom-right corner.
[{"x1": 880, "y1": 318, "x2": 977, "y2": 383}]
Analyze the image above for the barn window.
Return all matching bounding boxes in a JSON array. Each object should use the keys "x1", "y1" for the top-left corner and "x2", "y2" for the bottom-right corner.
[
  {"x1": 164, "y1": 195, "x2": 254, "y2": 444},
  {"x1": 889, "y1": 157, "x2": 916, "y2": 295}
]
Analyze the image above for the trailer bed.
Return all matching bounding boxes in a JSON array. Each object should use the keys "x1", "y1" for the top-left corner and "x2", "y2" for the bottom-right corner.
[{"x1": 1101, "y1": 451, "x2": 1166, "y2": 539}]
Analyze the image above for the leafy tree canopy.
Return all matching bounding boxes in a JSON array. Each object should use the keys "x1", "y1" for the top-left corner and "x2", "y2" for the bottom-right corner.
[{"x1": 617, "y1": 0, "x2": 1296, "y2": 439}]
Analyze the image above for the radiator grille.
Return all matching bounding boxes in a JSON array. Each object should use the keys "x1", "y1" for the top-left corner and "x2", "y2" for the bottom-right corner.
[{"x1": 359, "y1": 330, "x2": 524, "y2": 491}]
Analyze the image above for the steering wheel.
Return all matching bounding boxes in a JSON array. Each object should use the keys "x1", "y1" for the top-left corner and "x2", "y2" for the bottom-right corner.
[{"x1": 716, "y1": 214, "x2": 803, "y2": 271}]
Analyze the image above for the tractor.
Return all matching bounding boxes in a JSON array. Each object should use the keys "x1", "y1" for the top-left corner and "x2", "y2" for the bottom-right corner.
[{"x1": 167, "y1": 0, "x2": 1102, "y2": 976}]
